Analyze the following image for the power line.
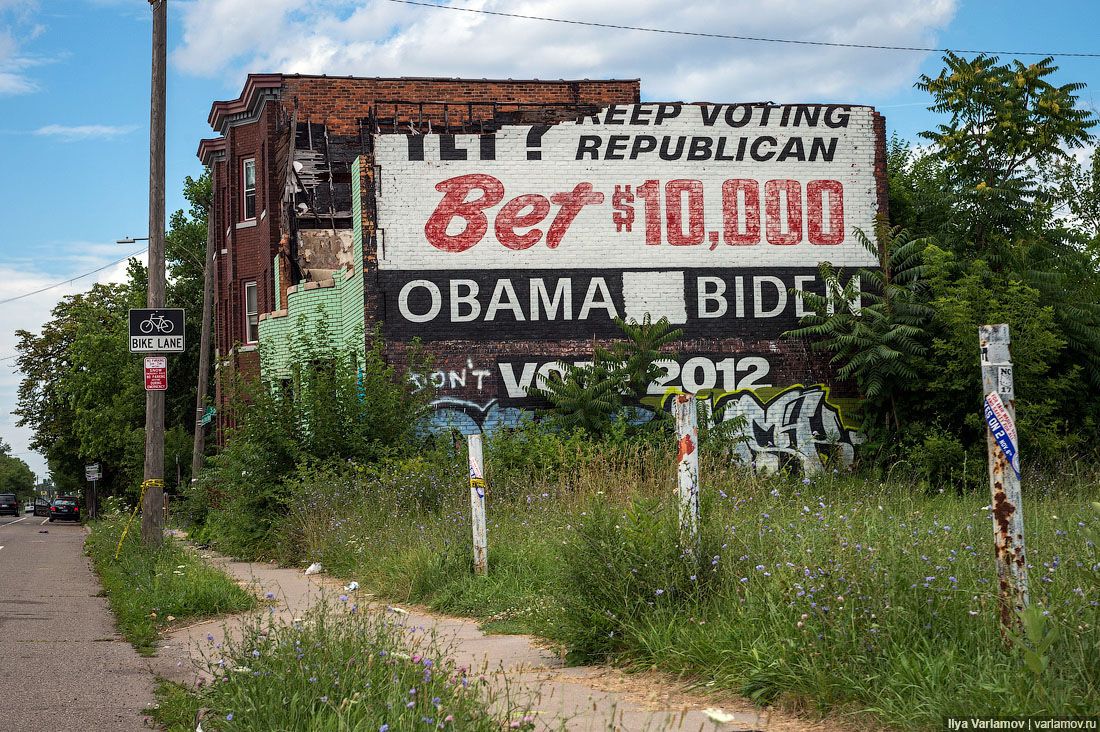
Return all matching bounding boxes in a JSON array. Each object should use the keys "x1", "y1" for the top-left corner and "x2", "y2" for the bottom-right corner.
[
  {"x1": 386, "y1": 0, "x2": 1100, "y2": 58},
  {"x1": 0, "y1": 250, "x2": 145, "y2": 306}
]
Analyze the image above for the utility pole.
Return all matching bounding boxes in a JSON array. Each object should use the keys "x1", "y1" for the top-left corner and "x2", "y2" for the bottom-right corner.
[
  {"x1": 141, "y1": 0, "x2": 167, "y2": 547},
  {"x1": 979, "y1": 323, "x2": 1029, "y2": 638},
  {"x1": 191, "y1": 168, "x2": 216, "y2": 483}
]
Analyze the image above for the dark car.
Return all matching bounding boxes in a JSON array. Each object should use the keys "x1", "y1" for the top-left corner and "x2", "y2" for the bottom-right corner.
[
  {"x1": 0, "y1": 493, "x2": 18, "y2": 516},
  {"x1": 33, "y1": 498, "x2": 50, "y2": 517},
  {"x1": 48, "y1": 496, "x2": 81, "y2": 522}
]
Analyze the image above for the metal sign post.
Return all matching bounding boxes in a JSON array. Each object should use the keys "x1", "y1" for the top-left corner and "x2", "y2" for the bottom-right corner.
[
  {"x1": 673, "y1": 394, "x2": 700, "y2": 557},
  {"x1": 85, "y1": 463, "x2": 101, "y2": 520},
  {"x1": 467, "y1": 434, "x2": 488, "y2": 576},
  {"x1": 979, "y1": 324, "x2": 1030, "y2": 637}
]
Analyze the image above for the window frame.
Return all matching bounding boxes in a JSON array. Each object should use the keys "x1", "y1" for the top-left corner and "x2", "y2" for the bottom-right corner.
[
  {"x1": 241, "y1": 157, "x2": 257, "y2": 221},
  {"x1": 243, "y1": 281, "x2": 259, "y2": 344}
]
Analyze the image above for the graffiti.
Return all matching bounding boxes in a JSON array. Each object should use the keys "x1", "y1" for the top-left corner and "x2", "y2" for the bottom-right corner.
[
  {"x1": 710, "y1": 385, "x2": 862, "y2": 474},
  {"x1": 409, "y1": 359, "x2": 493, "y2": 393},
  {"x1": 425, "y1": 398, "x2": 527, "y2": 436}
]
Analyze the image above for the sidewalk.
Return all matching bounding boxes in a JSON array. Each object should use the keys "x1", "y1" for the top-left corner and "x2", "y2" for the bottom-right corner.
[{"x1": 146, "y1": 547, "x2": 837, "y2": 732}]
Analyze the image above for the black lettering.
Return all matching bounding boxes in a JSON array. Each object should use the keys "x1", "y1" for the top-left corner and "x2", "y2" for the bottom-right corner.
[
  {"x1": 479, "y1": 134, "x2": 495, "y2": 161},
  {"x1": 629, "y1": 105, "x2": 653, "y2": 125},
  {"x1": 604, "y1": 105, "x2": 627, "y2": 124},
  {"x1": 687, "y1": 136, "x2": 713, "y2": 161},
  {"x1": 735, "y1": 137, "x2": 747, "y2": 161},
  {"x1": 780, "y1": 106, "x2": 792, "y2": 126},
  {"x1": 809, "y1": 137, "x2": 838, "y2": 162},
  {"x1": 576, "y1": 135, "x2": 602, "y2": 160},
  {"x1": 630, "y1": 135, "x2": 658, "y2": 159},
  {"x1": 793, "y1": 105, "x2": 821, "y2": 127},
  {"x1": 825, "y1": 105, "x2": 851, "y2": 128},
  {"x1": 725, "y1": 104, "x2": 753, "y2": 128},
  {"x1": 777, "y1": 137, "x2": 806, "y2": 162},
  {"x1": 655, "y1": 103, "x2": 682, "y2": 125},
  {"x1": 750, "y1": 136, "x2": 776, "y2": 161},
  {"x1": 700, "y1": 105, "x2": 723, "y2": 126},
  {"x1": 714, "y1": 137, "x2": 735, "y2": 161},
  {"x1": 659, "y1": 136, "x2": 686, "y2": 160},
  {"x1": 439, "y1": 134, "x2": 467, "y2": 160},
  {"x1": 605, "y1": 134, "x2": 629, "y2": 160},
  {"x1": 758, "y1": 106, "x2": 773, "y2": 126},
  {"x1": 407, "y1": 135, "x2": 424, "y2": 161}
]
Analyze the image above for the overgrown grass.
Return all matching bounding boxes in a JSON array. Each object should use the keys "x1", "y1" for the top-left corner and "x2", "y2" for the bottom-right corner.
[
  {"x1": 261, "y1": 446, "x2": 1100, "y2": 730},
  {"x1": 149, "y1": 600, "x2": 533, "y2": 732},
  {"x1": 86, "y1": 514, "x2": 256, "y2": 654}
]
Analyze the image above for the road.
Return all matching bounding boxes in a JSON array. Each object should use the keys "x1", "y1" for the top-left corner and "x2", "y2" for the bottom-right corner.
[{"x1": 0, "y1": 514, "x2": 155, "y2": 731}]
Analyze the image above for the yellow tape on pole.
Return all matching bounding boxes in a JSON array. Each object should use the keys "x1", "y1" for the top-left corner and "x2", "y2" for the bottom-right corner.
[{"x1": 114, "y1": 479, "x2": 164, "y2": 560}]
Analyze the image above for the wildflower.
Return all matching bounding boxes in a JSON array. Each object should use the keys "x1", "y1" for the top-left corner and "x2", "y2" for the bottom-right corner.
[
  {"x1": 380, "y1": 725, "x2": 390, "y2": 732},
  {"x1": 264, "y1": 591, "x2": 275, "y2": 600},
  {"x1": 226, "y1": 713, "x2": 234, "y2": 721},
  {"x1": 320, "y1": 696, "x2": 328, "y2": 703},
  {"x1": 407, "y1": 701, "x2": 416, "y2": 708},
  {"x1": 251, "y1": 649, "x2": 260, "y2": 658},
  {"x1": 802, "y1": 478, "x2": 811, "y2": 485},
  {"x1": 339, "y1": 594, "x2": 349, "y2": 603},
  {"x1": 654, "y1": 589, "x2": 665, "y2": 596}
]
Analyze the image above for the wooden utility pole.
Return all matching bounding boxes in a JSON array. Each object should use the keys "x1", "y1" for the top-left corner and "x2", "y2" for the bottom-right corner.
[
  {"x1": 141, "y1": 0, "x2": 167, "y2": 547},
  {"x1": 979, "y1": 324, "x2": 1029, "y2": 636},
  {"x1": 673, "y1": 394, "x2": 700, "y2": 557},
  {"x1": 191, "y1": 167, "x2": 216, "y2": 483},
  {"x1": 467, "y1": 435, "x2": 488, "y2": 576}
]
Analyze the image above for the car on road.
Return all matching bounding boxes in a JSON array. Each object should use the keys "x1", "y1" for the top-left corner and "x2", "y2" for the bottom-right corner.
[
  {"x1": 24, "y1": 502, "x2": 34, "y2": 513},
  {"x1": 0, "y1": 493, "x2": 19, "y2": 516},
  {"x1": 34, "y1": 498, "x2": 51, "y2": 517},
  {"x1": 48, "y1": 496, "x2": 81, "y2": 522}
]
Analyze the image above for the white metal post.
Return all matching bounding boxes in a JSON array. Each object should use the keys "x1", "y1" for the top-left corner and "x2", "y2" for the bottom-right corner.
[
  {"x1": 979, "y1": 324, "x2": 1030, "y2": 635},
  {"x1": 467, "y1": 434, "x2": 488, "y2": 576},
  {"x1": 673, "y1": 394, "x2": 700, "y2": 556}
]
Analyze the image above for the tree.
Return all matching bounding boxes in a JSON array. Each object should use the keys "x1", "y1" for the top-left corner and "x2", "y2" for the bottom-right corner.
[
  {"x1": 0, "y1": 439, "x2": 35, "y2": 500},
  {"x1": 785, "y1": 220, "x2": 933, "y2": 435}
]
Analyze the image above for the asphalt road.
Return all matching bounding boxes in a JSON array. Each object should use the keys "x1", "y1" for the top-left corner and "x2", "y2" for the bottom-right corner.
[{"x1": 0, "y1": 514, "x2": 155, "y2": 731}]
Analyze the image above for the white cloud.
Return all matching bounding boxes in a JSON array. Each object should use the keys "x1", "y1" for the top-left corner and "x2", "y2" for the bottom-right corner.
[
  {"x1": 174, "y1": 0, "x2": 956, "y2": 102},
  {"x1": 33, "y1": 123, "x2": 139, "y2": 141},
  {"x1": 0, "y1": 1, "x2": 40, "y2": 95},
  {"x1": 0, "y1": 249, "x2": 146, "y2": 479}
]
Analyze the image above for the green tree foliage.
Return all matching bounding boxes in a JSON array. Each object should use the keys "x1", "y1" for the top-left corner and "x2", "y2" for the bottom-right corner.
[
  {"x1": 786, "y1": 221, "x2": 933, "y2": 434},
  {"x1": 0, "y1": 439, "x2": 35, "y2": 500},
  {"x1": 789, "y1": 53, "x2": 1100, "y2": 478},
  {"x1": 528, "y1": 315, "x2": 682, "y2": 435},
  {"x1": 13, "y1": 174, "x2": 210, "y2": 497}
]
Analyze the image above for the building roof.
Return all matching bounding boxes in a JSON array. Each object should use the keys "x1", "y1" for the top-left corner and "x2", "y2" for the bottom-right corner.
[{"x1": 197, "y1": 136, "x2": 226, "y2": 166}]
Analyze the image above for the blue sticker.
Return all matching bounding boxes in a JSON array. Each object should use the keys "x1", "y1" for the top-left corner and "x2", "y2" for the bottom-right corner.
[{"x1": 984, "y1": 399, "x2": 1021, "y2": 478}]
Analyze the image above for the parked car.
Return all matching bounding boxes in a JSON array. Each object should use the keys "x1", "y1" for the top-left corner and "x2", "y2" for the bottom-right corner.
[
  {"x1": 33, "y1": 498, "x2": 50, "y2": 517},
  {"x1": 24, "y1": 502, "x2": 34, "y2": 513},
  {"x1": 0, "y1": 493, "x2": 18, "y2": 516},
  {"x1": 48, "y1": 496, "x2": 81, "y2": 522}
]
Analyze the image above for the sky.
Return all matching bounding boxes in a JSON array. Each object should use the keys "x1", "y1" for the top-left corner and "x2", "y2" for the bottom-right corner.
[{"x1": 1, "y1": 0, "x2": 1099, "y2": 478}]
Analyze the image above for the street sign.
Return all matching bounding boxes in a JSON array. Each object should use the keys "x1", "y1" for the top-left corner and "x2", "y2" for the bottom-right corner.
[
  {"x1": 144, "y1": 356, "x2": 168, "y2": 391},
  {"x1": 129, "y1": 308, "x2": 185, "y2": 352},
  {"x1": 85, "y1": 463, "x2": 101, "y2": 481},
  {"x1": 199, "y1": 405, "x2": 216, "y2": 426}
]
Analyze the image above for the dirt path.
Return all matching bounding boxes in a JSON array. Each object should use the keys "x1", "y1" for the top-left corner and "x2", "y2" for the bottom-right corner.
[{"x1": 147, "y1": 546, "x2": 862, "y2": 732}]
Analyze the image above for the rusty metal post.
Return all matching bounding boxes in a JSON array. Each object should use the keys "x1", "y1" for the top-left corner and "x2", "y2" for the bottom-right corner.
[
  {"x1": 468, "y1": 434, "x2": 488, "y2": 576},
  {"x1": 979, "y1": 324, "x2": 1030, "y2": 635},
  {"x1": 674, "y1": 394, "x2": 700, "y2": 556}
]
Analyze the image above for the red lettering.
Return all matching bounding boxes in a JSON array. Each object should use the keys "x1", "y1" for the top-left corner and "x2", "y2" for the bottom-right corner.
[
  {"x1": 665, "y1": 179, "x2": 704, "y2": 246},
  {"x1": 806, "y1": 180, "x2": 844, "y2": 245},
  {"x1": 636, "y1": 179, "x2": 661, "y2": 245},
  {"x1": 547, "y1": 183, "x2": 604, "y2": 249},
  {"x1": 424, "y1": 174, "x2": 505, "y2": 252},
  {"x1": 722, "y1": 179, "x2": 760, "y2": 245},
  {"x1": 765, "y1": 179, "x2": 802, "y2": 246},
  {"x1": 494, "y1": 194, "x2": 550, "y2": 250}
]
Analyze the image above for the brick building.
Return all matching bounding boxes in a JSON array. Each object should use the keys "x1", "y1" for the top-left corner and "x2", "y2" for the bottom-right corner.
[
  {"x1": 199, "y1": 73, "x2": 886, "y2": 471},
  {"x1": 199, "y1": 74, "x2": 640, "y2": 438}
]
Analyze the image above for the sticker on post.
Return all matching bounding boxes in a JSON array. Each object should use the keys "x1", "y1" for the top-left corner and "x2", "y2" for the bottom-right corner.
[{"x1": 984, "y1": 392, "x2": 1020, "y2": 478}]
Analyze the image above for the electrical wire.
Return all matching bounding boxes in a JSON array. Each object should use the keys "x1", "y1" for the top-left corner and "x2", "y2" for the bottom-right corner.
[
  {"x1": 0, "y1": 250, "x2": 145, "y2": 306},
  {"x1": 385, "y1": 0, "x2": 1100, "y2": 58}
]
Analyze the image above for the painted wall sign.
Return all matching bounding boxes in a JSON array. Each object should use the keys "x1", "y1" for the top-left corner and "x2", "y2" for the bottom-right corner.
[{"x1": 370, "y1": 103, "x2": 884, "y2": 471}]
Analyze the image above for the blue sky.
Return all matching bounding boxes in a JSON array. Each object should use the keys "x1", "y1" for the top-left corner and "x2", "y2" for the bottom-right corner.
[{"x1": 1, "y1": 0, "x2": 1099, "y2": 477}]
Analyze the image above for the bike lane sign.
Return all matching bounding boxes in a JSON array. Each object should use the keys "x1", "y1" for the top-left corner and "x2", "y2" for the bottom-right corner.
[{"x1": 129, "y1": 308, "x2": 185, "y2": 352}]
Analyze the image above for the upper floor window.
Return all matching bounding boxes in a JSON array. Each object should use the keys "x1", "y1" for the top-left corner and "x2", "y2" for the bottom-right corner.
[
  {"x1": 242, "y1": 158, "x2": 256, "y2": 220},
  {"x1": 244, "y1": 281, "x2": 259, "y2": 343}
]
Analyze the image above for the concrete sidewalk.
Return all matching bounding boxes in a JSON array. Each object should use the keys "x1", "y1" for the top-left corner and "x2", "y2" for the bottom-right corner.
[{"x1": 147, "y1": 547, "x2": 837, "y2": 732}]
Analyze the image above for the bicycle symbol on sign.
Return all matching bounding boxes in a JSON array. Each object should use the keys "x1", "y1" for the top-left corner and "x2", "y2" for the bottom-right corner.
[{"x1": 139, "y1": 314, "x2": 175, "y2": 334}]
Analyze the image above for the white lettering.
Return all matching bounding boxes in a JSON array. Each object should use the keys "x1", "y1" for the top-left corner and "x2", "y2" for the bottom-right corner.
[
  {"x1": 754, "y1": 276, "x2": 787, "y2": 318},
  {"x1": 450, "y1": 279, "x2": 481, "y2": 322},
  {"x1": 485, "y1": 279, "x2": 525, "y2": 321},
  {"x1": 530, "y1": 278, "x2": 572, "y2": 321},
  {"x1": 578, "y1": 277, "x2": 618, "y2": 320},
  {"x1": 697, "y1": 276, "x2": 727, "y2": 318},
  {"x1": 398, "y1": 280, "x2": 442, "y2": 323}
]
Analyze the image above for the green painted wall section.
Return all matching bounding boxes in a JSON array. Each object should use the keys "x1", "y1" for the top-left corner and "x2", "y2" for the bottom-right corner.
[{"x1": 258, "y1": 157, "x2": 366, "y2": 380}]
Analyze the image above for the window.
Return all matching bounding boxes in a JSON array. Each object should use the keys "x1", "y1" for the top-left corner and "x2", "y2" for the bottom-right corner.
[
  {"x1": 242, "y1": 158, "x2": 256, "y2": 220},
  {"x1": 244, "y1": 281, "x2": 259, "y2": 343}
]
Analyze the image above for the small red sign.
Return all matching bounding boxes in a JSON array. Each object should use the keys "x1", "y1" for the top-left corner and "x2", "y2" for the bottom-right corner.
[{"x1": 144, "y1": 356, "x2": 168, "y2": 391}]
